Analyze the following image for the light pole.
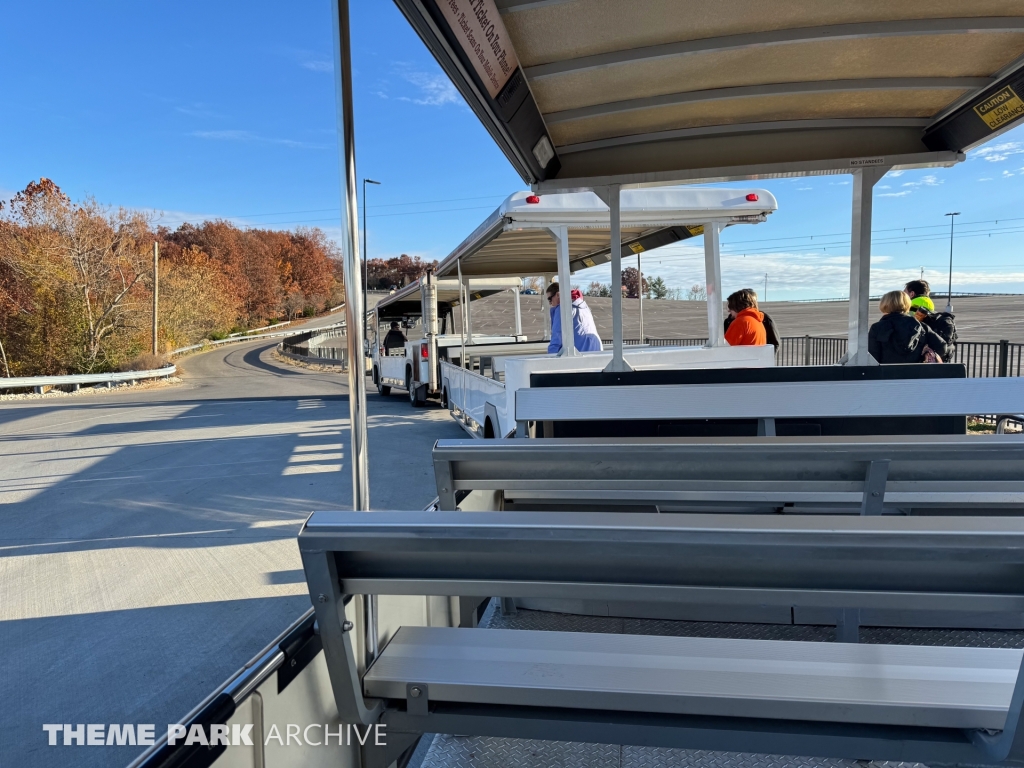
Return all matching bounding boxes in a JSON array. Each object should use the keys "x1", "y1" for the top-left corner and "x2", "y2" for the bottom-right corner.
[
  {"x1": 362, "y1": 178, "x2": 381, "y2": 346},
  {"x1": 945, "y1": 212, "x2": 960, "y2": 313},
  {"x1": 764, "y1": 273, "x2": 768, "y2": 304}
]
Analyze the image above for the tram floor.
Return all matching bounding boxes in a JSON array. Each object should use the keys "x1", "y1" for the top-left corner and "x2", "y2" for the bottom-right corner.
[{"x1": 411, "y1": 602, "x2": 1024, "y2": 768}]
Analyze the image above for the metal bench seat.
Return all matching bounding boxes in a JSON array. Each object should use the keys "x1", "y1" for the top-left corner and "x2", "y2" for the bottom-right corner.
[
  {"x1": 365, "y1": 625, "x2": 1020, "y2": 730},
  {"x1": 434, "y1": 435, "x2": 1024, "y2": 515},
  {"x1": 299, "y1": 511, "x2": 1024, "y2": 766}
]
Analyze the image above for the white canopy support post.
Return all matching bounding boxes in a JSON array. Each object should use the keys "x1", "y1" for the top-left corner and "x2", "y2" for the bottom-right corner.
[
  {"x1": 638, "y1": 251, "x2": 644, "y2": 343},
  {"x1": 593, "y1": 185, "x2": 632, "y2": 371},
  {"x1": 547, "y1": 226, "x2": 578, "y2": 357},
  {"x1": 844, "y1": 166, "x2": 889, "y2": 366},
  {"x1": 704, "y1": 222, "x2": 726, "y2": 347},
  {"x1": 543, "y1": 274, "x2": 554, "y2": 340},
  {"x1": 465, "y1": 280, "x2": 474, "y2": 347},
  {"x1": 458, "y1": 259, "x2": 467, "y2": 369},
  {"x1": 513, "y1": 286, "x2": 522, "y2": 337}
]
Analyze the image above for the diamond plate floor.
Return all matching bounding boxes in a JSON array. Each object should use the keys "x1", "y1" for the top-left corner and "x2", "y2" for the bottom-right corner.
[{"x1": 409, "y1": 602, "x2": 1024, "y2": 768}]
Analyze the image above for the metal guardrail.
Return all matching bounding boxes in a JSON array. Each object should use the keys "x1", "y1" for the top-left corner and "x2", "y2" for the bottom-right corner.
[
  {"x1": 0, "y1": 321, "x2": 346, "y2": 392},
  {"x1": 0, "y1": 365, "x2": 177, "y2": 393},
  {"x1": 280, "y1": 325, "x2": 348, "y2": 367}
]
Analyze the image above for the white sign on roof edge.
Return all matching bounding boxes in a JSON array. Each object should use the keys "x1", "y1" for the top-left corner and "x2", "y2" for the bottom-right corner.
[{"x1": 435, "y1": 0, "x2": 519, "y2": 99}]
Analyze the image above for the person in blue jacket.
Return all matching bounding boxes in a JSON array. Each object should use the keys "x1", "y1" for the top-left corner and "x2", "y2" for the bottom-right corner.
[{"x1": 546, "y1": 282, "x2": 603, "y2": 354}]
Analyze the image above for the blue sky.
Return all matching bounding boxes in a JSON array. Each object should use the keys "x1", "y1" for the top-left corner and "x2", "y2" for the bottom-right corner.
[{"x1": 2, "y1": 1, "x2": 1023, "y2": 300}]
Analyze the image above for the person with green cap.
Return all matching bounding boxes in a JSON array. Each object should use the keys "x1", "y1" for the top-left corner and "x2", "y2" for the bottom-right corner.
[{"x1": 904, "y1": 279, "x2": 957, "y2": 359}]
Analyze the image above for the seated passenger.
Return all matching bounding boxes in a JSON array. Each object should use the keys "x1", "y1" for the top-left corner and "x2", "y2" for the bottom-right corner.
[
  {"x1": 382, "y1": 321, "x2": 407, "y2": 353},
  {"x1": 868, "y1": 290, "x2": 946, "y2": 364},
  {"x1": 546, "y1": 282, "x2": 603, "y2": 354},
  {"x1": 724, "y1": 288, "x2": 767, "y2": 346}
]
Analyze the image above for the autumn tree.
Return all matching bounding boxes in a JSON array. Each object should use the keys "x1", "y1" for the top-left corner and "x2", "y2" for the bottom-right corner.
[
  {"x1": 686, "y1": 283, "x2": 708, "y2": 301},
  {"x1": 365, "y1": 254, "x2": 438, "y2": 290},
  {"x1": 0, "y1": 179, "x2": 152, "y2": 372},
  {"x1": 158, "y1": 245, "x2": 241, "y2": 348},
  {"x1": 621, "y1": 267, "x2": 649, "y2": 299}
]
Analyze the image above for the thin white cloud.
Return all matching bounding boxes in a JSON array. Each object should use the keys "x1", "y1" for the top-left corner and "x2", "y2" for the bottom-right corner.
[
  {"x1": 397, "y1": 70, "x2": 461, "y2": 107},
  {"x1": 189, "y1": 130, "x2": 327, "y2": 150},
  {"x1": 887, "y1": 170, "x2": 905, "y2": 177},
  {"x1": 979, "y1": 177, "x2": 993, "y2": 182},
  {"x1": 878, "y1": 190, "x2": 912, "y2": 197},
  {"x1": 972, "y1": 141, "x2": 1024, "y2": 163},
  {"x1": 302, "y1": 60, "x2": 333, "y2": 73},
  {"x1": 900, "y1": 174, "x2": 942, "y2": 188}
]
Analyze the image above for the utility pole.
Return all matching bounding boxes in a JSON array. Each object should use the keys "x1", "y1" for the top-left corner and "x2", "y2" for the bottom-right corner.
[
  {"x1": 764, "y1": 273, "x2": 768, "y2": 303},
  {"x1": 152, "y1": 241, "x2": 159, "y2": 355},
  {"x1": 362, "y1": 179, "x2": 381, "y2": 348},
  {"x1": 945, "y1": 212, "x2": 960, "y2": 313}
]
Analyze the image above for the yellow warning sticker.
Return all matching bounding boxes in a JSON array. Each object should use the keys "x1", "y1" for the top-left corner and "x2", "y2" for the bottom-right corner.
[
  {"x1": 628, "y1": 242, "x2": 645, "y2": 254},
  {"x1": 687, "y1": 224, "x2": 705, "y2": 237},
  {"x1": 974, "y1": 86, "x2": 1024, "y2": 131},
  {"x1": 582, "y1": 257, "x2": 595, "y2": 268}
]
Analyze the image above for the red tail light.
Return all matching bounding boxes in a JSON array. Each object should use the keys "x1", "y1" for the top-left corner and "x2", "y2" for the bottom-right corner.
[
  {"x1": 420, "y1": 343, "x2": 429, "y2": 359},
  {"x1": 526, "y1": 195, "x2": 541, "y2": 204},
  {"x1": 745, "y1": 193, "x2": 759, "y2": 202}
]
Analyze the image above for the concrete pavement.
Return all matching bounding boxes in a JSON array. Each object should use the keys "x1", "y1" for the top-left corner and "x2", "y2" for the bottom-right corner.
[{"x1": 0, "y1": 337, "x2": 463, "y2": 767}]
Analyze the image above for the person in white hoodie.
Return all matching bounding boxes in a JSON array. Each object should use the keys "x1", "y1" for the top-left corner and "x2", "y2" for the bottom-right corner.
[{"x1": 546, "y1": 282, "x2": 603, "y2": 354}]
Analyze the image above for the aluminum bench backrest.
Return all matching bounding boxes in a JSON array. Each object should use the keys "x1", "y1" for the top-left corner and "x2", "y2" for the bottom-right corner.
[
  {"x1": 432, "y1": 435, "x2": 1024, "y2": 513},
  {"x1": 514, "y1": 377, "x2": 1024, "y2": 423}
]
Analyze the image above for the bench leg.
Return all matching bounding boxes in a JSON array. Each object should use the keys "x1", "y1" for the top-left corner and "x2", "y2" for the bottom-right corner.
[
  {"x1": 756, "y1": 418, "x2": 776, "y2": 436},
  {"x1": 501, "y1": 597, "x2": 518, "y2": 616},
  {"x1": 860, "y1": 460, "x2": 889, "y2": 516},
  {"x1": 836, "y1": 608, "x2": 860, "y2": 643}
]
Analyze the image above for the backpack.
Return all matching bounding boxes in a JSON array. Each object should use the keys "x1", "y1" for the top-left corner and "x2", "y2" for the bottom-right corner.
[
  {"x1": 921, "y1": 311, "x2": 957, "y2": 356},
  {"x1": 762, "y1": 312, "x2": 781, "y2": 350}
]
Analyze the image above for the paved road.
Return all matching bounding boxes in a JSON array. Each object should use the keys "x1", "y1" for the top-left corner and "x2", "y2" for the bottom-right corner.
[{"x1": 0, "y1": 334, "x2": 463, "y2": 768}]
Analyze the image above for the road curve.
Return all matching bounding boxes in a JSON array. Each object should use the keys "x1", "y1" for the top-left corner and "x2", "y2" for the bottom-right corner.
[{"x1": 0, "y1": 336, "x2": 463, "y2": 768}]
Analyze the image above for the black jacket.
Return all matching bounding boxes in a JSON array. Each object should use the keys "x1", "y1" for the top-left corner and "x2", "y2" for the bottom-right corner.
[
  {"x1": 868, "y1": 312, "x2": 947, "y2": 364},
  {"x1": 383, "y1": 329, "x2": 407, "y2": 351}
]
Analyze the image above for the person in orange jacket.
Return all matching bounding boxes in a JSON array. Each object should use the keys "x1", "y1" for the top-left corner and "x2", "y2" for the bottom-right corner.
[{"x1": 724, "y1": 288, "x2": 767, "y2": 346}]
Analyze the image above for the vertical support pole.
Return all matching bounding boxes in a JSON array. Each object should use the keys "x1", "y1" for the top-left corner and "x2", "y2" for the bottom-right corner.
[
  {"x1": 331, "y1": 0, "x2": 369, "y2": 511},
  {"x1": 704, "y1": 222, "x2": 726, "y2": 347},
  {"x1": 638, "y1": 251, "x2": 644, "y2": 343},
  {"x1": 458, "y1": 260, "x2": 467, "y2": 368},
  {"x1": 845, "y1": 166, "x2": 888, "y2": 366},
  {"x1": 550, "y1": 226, "x2": 578, "y2": 357},
  {"x1": 152, "y1": 242, "x2": 159, "y2": 355},
  {"x1": 594, "y1": 186, "x2": 631, "y2": 371},
  {"x1": 364, "y1": 594, "x2": 378, "y2": 669},
  {"x1": 804, "y1": 334, "x2": 811, "y2": 366},
  {"x1": 1000, "y1": 339, "x2": 1010, "y2": 377},
  {"x1": 513, "y1": 286, "x2": 522, "y2": 337},
  {"x1": 465, "y1": 279, "x2": 474, "y2": 346},
  {"x1": 543, "y1": 274, "x2": 554, "y2": 341}
]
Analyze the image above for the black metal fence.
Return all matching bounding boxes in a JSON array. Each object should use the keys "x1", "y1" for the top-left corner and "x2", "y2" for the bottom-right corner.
[{"x1": 949, "y1": 340, "x2": 1024, "y2": 378}]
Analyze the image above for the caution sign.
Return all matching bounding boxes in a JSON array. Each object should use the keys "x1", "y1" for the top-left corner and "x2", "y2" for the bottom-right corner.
[
  {"x1": 628, "y1": 242, "x2": 645, "y2": 254},
  {"x1": 974, "y1": 86, "x2": 1024, "y2": 131},
  {"x1": 686, "y1": 225, "x2": 705, "y2": 237}
]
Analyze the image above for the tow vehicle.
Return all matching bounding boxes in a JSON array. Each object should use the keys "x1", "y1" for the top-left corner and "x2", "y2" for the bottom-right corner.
[{"x1": 368, "y1": 275, "x2": 525, "y2": 404}]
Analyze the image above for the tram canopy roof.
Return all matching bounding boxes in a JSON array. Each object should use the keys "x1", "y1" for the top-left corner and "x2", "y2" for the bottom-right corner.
[
  {"x1": 432, "y1": 188, "x2": 776, "y2": 279},
  {"x1": 374, "y1": 277, "x2": 523, "y2": 319},
  {"x1": 393, "y1": 0, "x2": 1024, "y2": 189}
]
